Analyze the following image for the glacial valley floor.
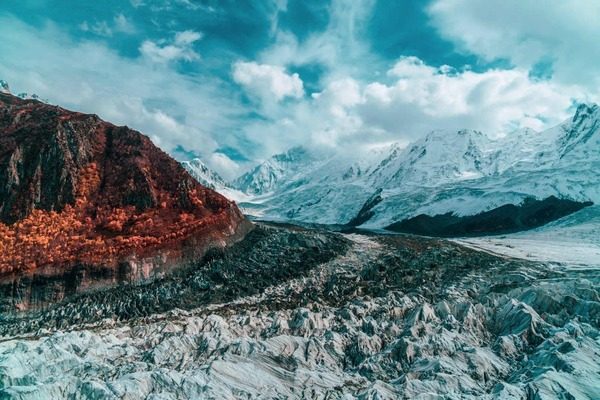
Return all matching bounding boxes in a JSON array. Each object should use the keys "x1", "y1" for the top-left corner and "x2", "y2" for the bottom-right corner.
[{"x1": 0, "y1": 223, "x2": 599, "y2": 399}]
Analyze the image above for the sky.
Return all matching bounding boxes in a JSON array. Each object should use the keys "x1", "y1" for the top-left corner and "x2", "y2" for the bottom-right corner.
[{"x1": 1, "y1": 0, "x2": 599, "y2": 179}]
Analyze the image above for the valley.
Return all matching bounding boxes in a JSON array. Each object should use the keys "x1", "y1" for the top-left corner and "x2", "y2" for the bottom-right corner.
[
  {"x1": 1, "y1": 222, "x2": 598, "y2": 399},
  {"x1": 0, "y1": 88, "x2": 598, "y2": 400},
  {"x1": 2, "y1": 2, "x2": 599, "y2": 398}
]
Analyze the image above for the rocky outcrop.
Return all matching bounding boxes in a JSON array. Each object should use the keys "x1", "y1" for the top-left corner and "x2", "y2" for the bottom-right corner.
[{"x1": 0, "y1": 93, "x2": 250, "y2": 309}]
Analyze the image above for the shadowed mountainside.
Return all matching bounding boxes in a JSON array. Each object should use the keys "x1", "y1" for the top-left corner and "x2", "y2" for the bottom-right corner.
[{"x1": 386, "y1": 196, "x2": 592, "y2": 237}]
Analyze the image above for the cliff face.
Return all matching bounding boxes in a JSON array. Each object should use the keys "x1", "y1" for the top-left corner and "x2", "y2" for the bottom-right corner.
[{"x1": 0, "y1": 93, "x2": 250, "y2": 305}]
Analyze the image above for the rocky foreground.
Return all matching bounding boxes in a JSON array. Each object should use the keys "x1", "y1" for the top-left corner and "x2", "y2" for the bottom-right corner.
[{"x1": 0, "y1": 223, "x2": 599, "y2": 399}]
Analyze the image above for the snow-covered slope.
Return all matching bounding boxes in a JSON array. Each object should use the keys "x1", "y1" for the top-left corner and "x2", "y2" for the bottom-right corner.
[
  {"x1": 455, "y1": 205, "x2": 600, "y2": 267},
  {"x1": 236, "y1": 145, "x2": 395, "y2": 224},
  {"x1": 180, "y1": 158, "x2": 249, "y2": 203},
  {"x1": 233, "y1": 104, "x2": 600, "y2": 228},
  {"x1": 233, "y1": 147, "x2": 321, "y2": 195}
]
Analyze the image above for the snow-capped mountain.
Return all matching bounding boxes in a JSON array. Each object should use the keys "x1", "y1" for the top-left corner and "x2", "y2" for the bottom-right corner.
[
  {"x1": 233, "y1": 147, "x2": 321, "y2": 195},
  {"x1": 0, "y1": 80, "x2": 10, "y2": 94},
  {"x1": 180, "y1": 158, "x2": 249, "y2": 203},
  {"x1": 231, "y1": 103, "x2": 599, "y2": 228},
  {"x1": 181, "y1": 158, "x2": 229, "y2": 190}
]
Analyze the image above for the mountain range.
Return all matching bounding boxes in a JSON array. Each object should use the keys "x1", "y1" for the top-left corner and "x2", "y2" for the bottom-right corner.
[{"x1": 185, "y1": 103, "x2": 599, "y2": 232}]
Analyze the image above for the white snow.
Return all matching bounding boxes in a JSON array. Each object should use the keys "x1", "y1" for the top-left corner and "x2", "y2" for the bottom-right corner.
[
  {"x1": 180, "y1": 158, "x2": 251, "y2": 203},
  {"x1": 225, "y1": 103, "x2": 600, "y2": 228},
  {"x1": 454, "y1": 205, "x2": 600, "y2": 267}
]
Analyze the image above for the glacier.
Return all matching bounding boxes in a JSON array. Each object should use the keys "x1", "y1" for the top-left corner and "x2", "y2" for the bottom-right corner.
[{"x1": 1, "y1": 225, "x2": 598, "y2": 399}]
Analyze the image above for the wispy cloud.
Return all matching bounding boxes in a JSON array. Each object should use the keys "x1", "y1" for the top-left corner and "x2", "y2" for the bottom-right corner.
[
  {"x1": 79, "y1": 13, "x2": 136, "y2": 37},
  {"x1": 0, "y1": 16, "x2": 242, "y2": 174},
  {"x1": 427, "y1": 0, "x2": 600, "y2": 92},
  {"x1": 139, "y1": 30, "x2": 202, "y2": 63}
]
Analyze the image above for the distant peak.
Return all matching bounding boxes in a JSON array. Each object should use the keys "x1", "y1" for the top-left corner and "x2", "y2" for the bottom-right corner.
[
  {"x1": 423, "y1": 129, "x2": 485, "y2": 143},
  {"x1": 273, "y1": 146, "x2": 309, "y2": 162},
  {"x1": 573, "y1": 103, "x2": 600, "y2": 124},
  {"x1": 0, "y1": 80, "x2": 10, "y2": 94},
  {"x1": 184, "y1": 158, "x2": 209, "y2": 169}
]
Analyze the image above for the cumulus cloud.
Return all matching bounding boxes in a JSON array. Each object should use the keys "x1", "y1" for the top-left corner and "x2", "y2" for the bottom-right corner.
[
  {"x1": 233, "y1": 61, "x2": 304, "y2": 101},
  {"x1": 359, "y1": 56, "x2": 579, "y2": 136},
  {"x1": 427, "y1": 0, "x2": 600, "y2": 91},
  {"x1": 239, "y1": 55, "x2": 582, "y2": 158},
  {"x1": 140, "y1": 30, "x2": 202, "y2": 63}
]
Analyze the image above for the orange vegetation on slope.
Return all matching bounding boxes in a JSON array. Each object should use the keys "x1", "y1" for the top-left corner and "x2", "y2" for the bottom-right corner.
[
  {"x1": 0, "y1": 94, "x2": 245, "y2": 276},
  {"x1": 0, "y1": 163, "x2": 237, "y2": 274}
]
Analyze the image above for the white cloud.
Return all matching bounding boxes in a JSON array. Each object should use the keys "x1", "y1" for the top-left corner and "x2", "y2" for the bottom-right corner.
[
  {"x1": 233, "y1": 61, "x2": 304, "y2": 101},
  {"x1": 238, "y1": 55, "x2": 583, "y2": 159},
  {"x1": 427, "y1": 0, "x2": 600, "y2": 91},
  {"x1": 358, "y1": 56, "x2": 580, "y2": 136},
  {"x1": 130, "y1": 0, "x2": 218, "y2": 12},
  {"x1": 206, "y1": 153, "x2": 242, "y2": 181},
  {"x1": 79, "y1": 20, "x2": 112, "y2": 37},
  {"x1": 113, "y1": 14, "x2": 136, "y2": 34},
  {"x1": 174, "y1": 30, "x2": 203, "y2": 45},
  {"x1": 0, "y1": 16, "x2": 242, "y2": 176},
  {"x1": 140, "y1": 30, "x2": 202, "y2": 63},
  {"x1": 79, "y1": 13, "x2": 136, "y2": 37},
  {"x1": 260, "y1": 0, "x2": 377, "y2": 79}
]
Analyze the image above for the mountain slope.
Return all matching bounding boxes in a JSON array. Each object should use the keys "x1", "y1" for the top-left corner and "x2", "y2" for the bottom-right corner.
[
  {"x1": 455, "y1": 205, "x2": 600, "y2": 267},
  {"x1": 0, "y1": 93, "x2": 249, "y2": 282},
  {"x1": 233, "y1": 147, "x2": 320, "y2": 195},
  {"x1": 181, "y1": 158, "x2": 249, "y2": 203}
]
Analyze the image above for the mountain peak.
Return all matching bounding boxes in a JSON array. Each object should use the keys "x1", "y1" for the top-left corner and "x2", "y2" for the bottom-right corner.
[
  {"x1": 181, "y1": 158, "x2": 227, "y2": 190},
  {"x1": 272, "y1": 146, "x2": 311, "y2": 163},
  {"x1": 573, "y1": 103, "x2": 599, "y2": 124},
  {"x1": 234, "y1": 146, "x2": 319, "y2": 195},
  {"x1": 559, "y1": 102, "x2": 600, "y2": 157},
  {"x1": 0, "y1": 80, "x2": 10, "y2": 94}
]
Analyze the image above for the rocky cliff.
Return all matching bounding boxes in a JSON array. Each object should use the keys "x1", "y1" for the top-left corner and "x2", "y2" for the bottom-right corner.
[{"x1": 0, "y1": 93, "x2": 250, "y2": 310}]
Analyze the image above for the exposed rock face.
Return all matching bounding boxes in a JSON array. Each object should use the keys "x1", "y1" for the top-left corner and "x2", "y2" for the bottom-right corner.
[{"x1": 0, "y1": 93, "x2": 250, "y2": 306}]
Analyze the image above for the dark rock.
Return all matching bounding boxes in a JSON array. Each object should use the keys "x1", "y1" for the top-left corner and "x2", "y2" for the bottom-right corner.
[{"x1": 386, "y1": 196, "x2": 592, "y2": 237}]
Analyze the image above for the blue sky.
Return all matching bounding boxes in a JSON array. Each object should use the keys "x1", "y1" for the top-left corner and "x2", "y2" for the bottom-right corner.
[{"x1": 1, "y1": 0, "x2": 598, "y2": 178}]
